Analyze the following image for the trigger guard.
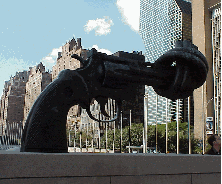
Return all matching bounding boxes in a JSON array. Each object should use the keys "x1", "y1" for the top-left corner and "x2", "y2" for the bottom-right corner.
[{"x1": 86, "y1": 100, "x2": 120, "y2": 123}]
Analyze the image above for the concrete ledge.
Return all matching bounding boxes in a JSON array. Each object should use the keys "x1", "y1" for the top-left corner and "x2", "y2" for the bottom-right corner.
[{"x1": 0, "y1": 152, "x2": 220, "y2": 184}]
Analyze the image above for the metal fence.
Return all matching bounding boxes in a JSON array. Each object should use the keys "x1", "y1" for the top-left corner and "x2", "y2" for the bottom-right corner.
[
  {"x1": 67, "y1": 98, "x2": 197, "y2": 154},
  {"x1": 0, "y1": 122, "x2": 23, "y2": 150}
]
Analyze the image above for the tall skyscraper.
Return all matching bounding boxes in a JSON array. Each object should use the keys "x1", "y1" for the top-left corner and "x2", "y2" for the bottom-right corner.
[{"x1": 140, "y1": 0, "x2": 192, "y2": 124}]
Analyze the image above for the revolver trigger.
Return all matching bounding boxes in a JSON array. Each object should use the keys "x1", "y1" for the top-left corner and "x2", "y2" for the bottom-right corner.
[{"x1": 87, "y1": 97, "x2": 122, "y2": 123}]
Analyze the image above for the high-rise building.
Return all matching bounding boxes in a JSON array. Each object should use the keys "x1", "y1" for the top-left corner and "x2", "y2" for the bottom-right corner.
[
  {"x1": 0, "y1": 71, "x2": 29, "y2": 136},
  {"x1": 192, "y1": 0, "x2": 221, "y2": 139},
  {"x1": 23, "y1": 62, "x2": 52, "y2": 124},
  {"x1": 140, "y1": 0, "x2": 193, "y2": 125},
  {"x1": 52, "y1": 38, "x2": 89, "y2": 129}
]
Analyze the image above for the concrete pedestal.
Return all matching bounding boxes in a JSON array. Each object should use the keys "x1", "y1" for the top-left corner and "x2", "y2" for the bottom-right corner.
[{"x1": 0, "y1": 151, "x2": 220, "y2": 184}]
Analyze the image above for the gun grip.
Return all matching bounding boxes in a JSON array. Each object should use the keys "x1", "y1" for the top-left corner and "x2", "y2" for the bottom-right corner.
[{"x1": 21, "y1": 69, "x2": 89, "y2": 153}]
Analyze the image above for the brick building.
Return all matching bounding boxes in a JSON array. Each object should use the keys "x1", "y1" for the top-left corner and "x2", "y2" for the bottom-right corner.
[
  {"x1": 52, "y1": 37, "x2": 89, "y2": 129},
  {"x1": 23, "y1": 62, "x2": 52, "y2": 124},
  {"x1": 0, "y1": 71, "x2": 29, "y2": 136},
  {"x1": 52, "y1": 38, "x2": 88, "y2": 80}
]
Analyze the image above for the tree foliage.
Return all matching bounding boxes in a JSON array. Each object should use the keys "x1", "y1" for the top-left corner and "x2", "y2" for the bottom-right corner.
[
  {"x1": 67, "y1": 121, "x2": 202, "y2": 154},
  {"x1": 67, "y1": 129, "x2": 94, "y2": 148},
  {"x1": 100, "y1": 122, "x2": 201, "y2": 154}
]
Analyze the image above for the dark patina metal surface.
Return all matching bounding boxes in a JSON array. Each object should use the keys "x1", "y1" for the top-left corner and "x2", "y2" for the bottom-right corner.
[{"x1": 20, "y1": 40, "x2": 208, "y2": 153}]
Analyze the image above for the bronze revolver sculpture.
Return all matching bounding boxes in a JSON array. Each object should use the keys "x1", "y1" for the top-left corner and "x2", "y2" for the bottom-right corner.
[{"x1": 21, "y1": 40, "x2": 208, "y2": 153}]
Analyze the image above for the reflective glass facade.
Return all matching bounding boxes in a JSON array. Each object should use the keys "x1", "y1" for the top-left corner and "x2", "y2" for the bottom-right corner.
[{"x1": 140, "y1": 0, "x2": 192, "y2": 124}]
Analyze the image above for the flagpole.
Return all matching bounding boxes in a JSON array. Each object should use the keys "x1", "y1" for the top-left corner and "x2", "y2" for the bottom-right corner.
[
  {"x1": 188, "y1": 97, "x2": 191, "y2": 154},
  {"x1": 177, "y1": 99, "x2": 179, "y2": 154},
  {"x1": 156, "y1": 95, "x2": 158, "y2": 153},
  {"x1": 144, "y1": 94, "x2": 148, "y2": 153},
  {"x1": 166, "y1": 98, "x2": 168, "y2": 154}
]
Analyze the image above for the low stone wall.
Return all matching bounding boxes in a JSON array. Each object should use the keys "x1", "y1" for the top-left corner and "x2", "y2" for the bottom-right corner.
[{"x1": 0, "y1": 151, "x2": 220, "y2": 184}]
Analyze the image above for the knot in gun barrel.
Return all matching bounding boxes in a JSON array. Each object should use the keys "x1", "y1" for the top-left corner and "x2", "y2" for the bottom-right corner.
[{"x1": 152, "y1": 40, "x2": 208, "y2": 100}]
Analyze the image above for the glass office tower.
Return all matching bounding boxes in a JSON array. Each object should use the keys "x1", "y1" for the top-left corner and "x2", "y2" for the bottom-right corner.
[{"x1": 140, "y1": 0, "x2": 192, "y2": 124}]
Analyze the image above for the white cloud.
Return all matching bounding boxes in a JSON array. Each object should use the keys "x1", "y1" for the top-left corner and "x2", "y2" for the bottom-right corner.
[
  {"x1": 0, "y1": 46, "x2": 62, "y2": 94},
  {"x1": 116, "y1": 0, "x2": 140, "y2": 32},
  {"x1": 43, "y1": 56, "x2": 55, "y2": 63},
  {"x1": 0, "y1": 54, "x2": 30, "y2": 95},
  {"x1": 92, "y1": 45, "x2": 112, "y2": 55},
  {"x1": 51, "y1": 47, "x2": 62, "y2": 57},
  {"x1": 84, "y1": 16, "x2": 114, "y2": 36},
  {"x1": 41, "y1": 47, "x2": 62, "y2": 70}
]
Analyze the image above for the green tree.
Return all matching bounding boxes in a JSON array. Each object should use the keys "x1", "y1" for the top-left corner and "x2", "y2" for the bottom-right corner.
[
  {"x1": 156, "y1": 121, "x2": 201, "y2": 154},
  {"x1": 67, "y1": 128, "x2": 93, "y2": 148},
  {"x1": 101, "y1": 123, "x2": 144, "y2": 151},
  {"x1": 100, "y1": 122, "x2": 202, "y2": 154}
]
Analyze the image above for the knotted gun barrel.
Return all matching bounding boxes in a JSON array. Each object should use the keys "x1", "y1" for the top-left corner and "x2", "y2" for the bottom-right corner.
[
  {"x1": 71, "y1": 40, "x2": 207, "y2": 122},
  {"x1": 21, "y1": 40, "x2": 208, "y2": 153},
  {"x1": 152, "y1": 40, "x2": 208, "y2": 99}
]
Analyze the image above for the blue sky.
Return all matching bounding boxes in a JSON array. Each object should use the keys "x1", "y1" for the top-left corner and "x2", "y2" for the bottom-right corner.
[{"x1": 0, "y1": 0, "x2": 144, "y2": 95}]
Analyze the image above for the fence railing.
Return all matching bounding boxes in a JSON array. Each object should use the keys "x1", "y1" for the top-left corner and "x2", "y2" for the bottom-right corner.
[
  {"x1": 67, "y1": 107, "x2": 200, "y2": 154},
  {"x1": 0, "y1": 122, "x2": 23, "y2": 150}
]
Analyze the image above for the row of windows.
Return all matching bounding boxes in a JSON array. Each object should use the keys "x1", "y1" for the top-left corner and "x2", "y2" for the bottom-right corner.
[{"x1": 140, "y1": 0, "x2": 189, "y2": 123}]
